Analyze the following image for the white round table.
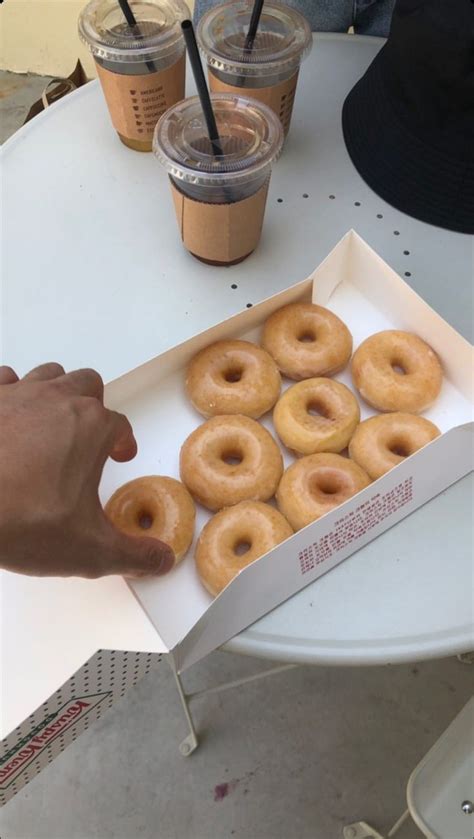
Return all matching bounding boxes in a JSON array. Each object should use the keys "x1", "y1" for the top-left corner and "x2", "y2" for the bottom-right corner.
[{"x1": 2, "y1": 34, "x2": 473, "y2": 666}]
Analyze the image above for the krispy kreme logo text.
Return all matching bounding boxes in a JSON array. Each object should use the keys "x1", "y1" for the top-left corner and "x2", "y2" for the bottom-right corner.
[{"x1": 0, "y1": 693, "x2": 110, "y2": 789}]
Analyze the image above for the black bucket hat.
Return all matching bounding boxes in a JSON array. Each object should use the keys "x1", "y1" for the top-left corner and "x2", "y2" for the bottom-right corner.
[{"x1": 342, "y1": 0, "x2": 474, "y2": 234}]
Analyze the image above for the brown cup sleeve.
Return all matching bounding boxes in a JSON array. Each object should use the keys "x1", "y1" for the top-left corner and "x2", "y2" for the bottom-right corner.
[
  {"x1": 209, "y1": 70, "x2": 299, "y2": 136},
  {"x1": 170, "y1": 180, "x2": 270, "y2": 263},
  {"x1": 96, "y1": 53, "x2": 185, "y2": 143}
]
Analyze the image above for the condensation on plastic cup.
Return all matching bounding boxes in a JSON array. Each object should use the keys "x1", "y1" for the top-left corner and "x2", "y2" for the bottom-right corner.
[
  {"x1": 153, "y1": 94, "x2": 284, "y2": 264},
  {"x1": 197, "y1": 0, "x2": 312, "y2": 136},
  {"x1": 78, "y1": 0, "x2": 189, "y2": 151}
]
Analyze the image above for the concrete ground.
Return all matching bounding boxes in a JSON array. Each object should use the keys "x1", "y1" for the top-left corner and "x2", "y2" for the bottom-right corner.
[
  {"x1": 2, "y1": 652, "x2": 474, "y2": 839},
  {"x1": 0, "y1": 70, "x2": 54, "y2": 144},
  {"x1": 1, "y1": 71, "x2": 473, "y2": 839}
]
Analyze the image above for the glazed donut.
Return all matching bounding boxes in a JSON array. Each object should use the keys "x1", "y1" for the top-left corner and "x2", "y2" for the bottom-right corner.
[
  {"x1": 186, "y1": 339, "x2": 281, "y2": 419},
  {"x1": 180, "y1": 415, "x2": 283, "y2": 511},
  {"x1": 349, "y1": 412, "x2": 441, "y2": 480},
  {"x1": 195, "y1": 501, "x2": 293, "y2": 596},
  {"x1": 273, "y1": 378, "x2": 360, "y2": 455},
  {"x1": 105, "y1": 476, "x2": 195, "y2": 563},
  {"x1": 276, "y1": 453, "x2": 371, "y2": 531},
  {"x1": 351, "y1": 330, "x2": 443, "y2": 413},
  {"x1": 262, "y1": 302, "x2": 353, "y2": 380}
]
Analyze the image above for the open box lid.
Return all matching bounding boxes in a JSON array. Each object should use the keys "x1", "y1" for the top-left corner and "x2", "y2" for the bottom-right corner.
[
  {"x1": 0, "y1": 573, "x2": 166, "y2": 739},
  {"x1": 2, "y1": 232, "x2": 473, "y2": 741}
]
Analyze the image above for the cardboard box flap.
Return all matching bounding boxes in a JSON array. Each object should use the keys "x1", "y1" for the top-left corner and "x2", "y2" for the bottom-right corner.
[
  {"x1": 1, "y1": 572, "x2": 167, "y2": 738},
  {"x1": 316, "y1": 233, "x2": 473, "y2": 399},
  {"x1": 173, "y1": 423, "x2": 473, "y2": 673},
  {"x1": 0, "y1": 648, "x2": 165, "y2": 807}
]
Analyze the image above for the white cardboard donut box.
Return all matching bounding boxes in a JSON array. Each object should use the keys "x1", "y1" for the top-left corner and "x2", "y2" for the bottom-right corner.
[{"x1": 1, "y1": 231, "x2": 472, "y2": 806}]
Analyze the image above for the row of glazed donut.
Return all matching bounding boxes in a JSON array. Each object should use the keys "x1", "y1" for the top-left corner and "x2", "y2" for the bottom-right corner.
[
  {"x1": 179, "y1": 407, "x2": 440, "y2": 594},
  {"x1": 105, "y1": 302, "x2": 444, "y2": 596},
  {"x1": 105, "y1": 405, "x2": 440, "y2": 597},
  {"x1": 178, "y1": 413, "x2": 369, "y2": 526},
  {"x1": 186, "y1": 302, "x2": 444, "y2": 418},
  {"x1": 177, "y1": 413, "x2": 439, "y2": 527},
  {"x1": 105, "y1": 472, "x2": 293, "y2": 596}
]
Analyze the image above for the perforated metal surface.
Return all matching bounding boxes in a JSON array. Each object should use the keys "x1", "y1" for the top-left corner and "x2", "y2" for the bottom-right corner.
[{"x1": 2, "y1": 34, "x2": 472, "y2": 666}]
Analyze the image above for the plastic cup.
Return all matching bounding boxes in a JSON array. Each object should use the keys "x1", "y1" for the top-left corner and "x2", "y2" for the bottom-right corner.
[
  {"x1": 197, "y1": 1, "x2": 312, "y2": 138},
  {"x1": 153, "y1": 94, "x2": 283, "y2": 265},
  {"x1": 79, "y1": 0, "x2": 190, "y2": 151}
]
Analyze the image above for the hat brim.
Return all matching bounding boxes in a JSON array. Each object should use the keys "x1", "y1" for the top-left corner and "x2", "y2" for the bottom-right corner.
[{"x1": 342, "y1": 47, "x2": 474, "y2": 235}]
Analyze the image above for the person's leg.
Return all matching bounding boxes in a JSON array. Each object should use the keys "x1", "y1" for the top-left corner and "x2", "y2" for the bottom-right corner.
[
  {"x1": 354, "y1": 0, "x2": 396, "y2": 36},
  {"x1": 194, "y1": 0, "x2": 354, "y2": 31}
]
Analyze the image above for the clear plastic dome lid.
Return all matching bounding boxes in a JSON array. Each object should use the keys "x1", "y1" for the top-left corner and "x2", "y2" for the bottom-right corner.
[
  {"x1": 153, "y1": 94, "x2": 284, "y2": 185},
  {"x1": 197, "y1": 0, "x2": 312, "y2": 78},
  {"x1": 78, "y1": 0, "x2": 189, "y2": 62}
]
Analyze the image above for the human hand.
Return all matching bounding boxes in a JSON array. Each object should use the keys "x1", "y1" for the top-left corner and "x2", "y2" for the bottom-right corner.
[{"x1": 0, "y1": 363, "x2": 175, "y2": 578}]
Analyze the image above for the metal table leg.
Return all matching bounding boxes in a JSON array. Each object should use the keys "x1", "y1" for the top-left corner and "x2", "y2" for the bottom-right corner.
[
  {"x1": 457, "y1": 651, "x2": 474, "y2": 664},
  {"x1": 343, "y1": 822, "x2": 385, "y2": 839},
  {"x1": 343, "y1": 808, "x2": 411, "y2": 839},
  {"x1": 168, "y1": 658, "x2": 298, "y2": 756}
]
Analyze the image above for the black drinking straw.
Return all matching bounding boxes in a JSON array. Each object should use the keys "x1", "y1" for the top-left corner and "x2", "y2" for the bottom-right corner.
[
  {"x1": 181, "y1": 19, "x2": 223, "y2": 156},
  {"x1": 118, "y1": 0, "x2": 137, "y2": 27},
  {"x1": 117, "y1": 0, "x2": 156, "y2": 72},
  {"x1": 244, "y1": 0, "x2": 265, "y2": 51}
]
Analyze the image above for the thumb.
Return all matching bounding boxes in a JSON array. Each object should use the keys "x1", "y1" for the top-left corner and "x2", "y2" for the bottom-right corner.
[{"x1": 101, "y1": 521, "x2": 176, "y2": 578}]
